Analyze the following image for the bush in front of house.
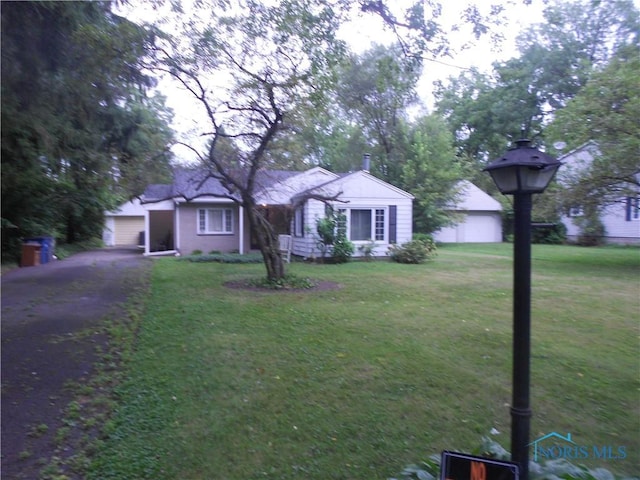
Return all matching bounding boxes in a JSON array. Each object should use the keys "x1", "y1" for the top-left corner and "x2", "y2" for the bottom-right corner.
[
  {"x1": 182, "y1": 253, "x2": 263, "y2": 263},
  {"x1": 389, "y1": 435, "x2": 630, "y2": 480},
  {"x1": 388, "y1": 236, "x2": 436, "y2": 264}
]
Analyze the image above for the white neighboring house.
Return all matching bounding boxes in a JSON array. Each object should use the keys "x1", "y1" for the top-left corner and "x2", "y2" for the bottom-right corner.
[
  {"x1": 103, "y1": 198, "x2": 145, "y2": 247},
  {"x1": 432, "y1": 181, "x2": 503, "y2": 243},
  {"x1": 105, "y1": 165, "x2": 414, "y2": 257},
  {"x1": 558, "y1": 141, "x2": 640, "y2": 245}
]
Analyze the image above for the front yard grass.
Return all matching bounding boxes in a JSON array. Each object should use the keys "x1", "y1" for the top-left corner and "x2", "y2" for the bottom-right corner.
[{"x1": 89, "y1": 244, "x2": 640, "y2": 479}]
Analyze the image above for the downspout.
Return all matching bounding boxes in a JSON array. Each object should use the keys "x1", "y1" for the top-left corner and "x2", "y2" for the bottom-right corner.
[
  {"x1": 239, "y1": 205, "x2": 245, "y2": 254},
  {"x1": 144, "y1": 209, "x2": 150, "y2": 256},
  {"x1": 175, "y1": 200, "x2": 180, "y2": 253}
]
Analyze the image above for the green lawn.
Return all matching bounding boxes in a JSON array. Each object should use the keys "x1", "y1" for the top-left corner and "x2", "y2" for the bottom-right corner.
[{"x1": 89, "y1": 244, "x2": 640, "y2": 479}]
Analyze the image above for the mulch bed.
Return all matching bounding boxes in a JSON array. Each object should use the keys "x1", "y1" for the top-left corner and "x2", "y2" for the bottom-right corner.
[{"x1": 224, "y1": 279, "x2": 342, "y2": 292}]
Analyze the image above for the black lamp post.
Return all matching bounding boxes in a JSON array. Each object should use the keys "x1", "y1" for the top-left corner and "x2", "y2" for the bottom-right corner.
[{"x1": 484, "y1": 138, "x2": 561, "y2": 480}]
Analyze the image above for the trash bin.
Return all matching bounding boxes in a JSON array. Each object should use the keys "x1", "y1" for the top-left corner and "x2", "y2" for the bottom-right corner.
[
  {"x1": 23, "y1": 236, "x2": 55, "y2": 264},
  {"x1": 21, "y1": 243, "x2": 41, "y2": 267}
]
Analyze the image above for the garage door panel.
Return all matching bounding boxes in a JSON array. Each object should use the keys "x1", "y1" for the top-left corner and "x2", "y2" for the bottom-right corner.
[{"x1": 114, "y1": 217, "x2": 145, "y2": 246}]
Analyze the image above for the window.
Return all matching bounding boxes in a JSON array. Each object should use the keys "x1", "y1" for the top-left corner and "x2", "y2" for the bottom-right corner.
[
  {"x1": 568, "y1": 206, "x2": 583, "y2": 218},
  {"x1": 294, "y1": 207, "x2": 304, "y2": 237},
  {"x1": 198, "y1": 208, "x2": 233, "y2": 234},
  {"x1": 346, "y1": 208, "x2": 385, "y2": 242},
  {"x1": 350, "y1": 209, "x2": 371, "y2": 241},
  {"x1": 626, "y1": 196, "x2": 639, "y2": 221}
]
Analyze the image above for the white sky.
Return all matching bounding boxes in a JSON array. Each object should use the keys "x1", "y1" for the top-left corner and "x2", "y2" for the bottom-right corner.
[{"x1": 118, "y1": 0, "x2": 551, "y2": 160}]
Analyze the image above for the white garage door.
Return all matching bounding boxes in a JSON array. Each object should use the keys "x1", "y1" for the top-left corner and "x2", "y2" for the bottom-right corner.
[{"x1": 114, "y1": 216, "x2": 145, "y2": 246}]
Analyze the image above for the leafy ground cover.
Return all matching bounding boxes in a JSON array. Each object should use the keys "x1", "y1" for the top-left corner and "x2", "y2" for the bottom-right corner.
[{"x1": 88, "y1": 244, "x2": 640, "y2": 479}]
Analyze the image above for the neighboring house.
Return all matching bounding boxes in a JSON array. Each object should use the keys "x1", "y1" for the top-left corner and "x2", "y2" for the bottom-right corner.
[
  {"x1": 558, "y1": 141, "x2": 640, "y2": 245},
  {"x1": 103, "y1": 198, "x2": 145, "y2": 247},
  {"x1": 432, "y1": 181, "x2": 503, "y2": 243},
  {"x1": 108, "y1": 165, "x2": 414, "y2": 258}
]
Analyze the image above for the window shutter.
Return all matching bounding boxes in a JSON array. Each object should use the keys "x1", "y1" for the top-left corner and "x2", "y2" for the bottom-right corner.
[
  {"x1": 389, "y1": 205, "x2": 397, "y2": 243},
  {"x1": 626, "y1": 197, "x2": 632, "y2": 222}
]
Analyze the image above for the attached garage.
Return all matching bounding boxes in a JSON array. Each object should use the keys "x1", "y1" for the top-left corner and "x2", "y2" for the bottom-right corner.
[{"x1": 103, "y1": 199, "x2": 145, "y2": 247}]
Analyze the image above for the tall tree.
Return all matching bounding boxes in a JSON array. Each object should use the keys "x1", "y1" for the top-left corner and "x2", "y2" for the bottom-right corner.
[
  {"x1": 149, "y1": 0, "x2": 516, "y2": 281},
  {"x1": 434, "y1": 0, "x2": 640, "y2": 170},
  {"x1": 401, "y1": 115, "x2": 467, "y2": 233},
  {"x1": 546, "y1": 44, "x2": 640, "y2": 209},
  {"x1": 1, "y1": 1, "x2": 173, "y2": 259}
]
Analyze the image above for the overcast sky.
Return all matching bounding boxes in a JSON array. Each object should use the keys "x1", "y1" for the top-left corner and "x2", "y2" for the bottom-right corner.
[{"x1": 118, "y1": 0, "x2": 562, "y2": 160}]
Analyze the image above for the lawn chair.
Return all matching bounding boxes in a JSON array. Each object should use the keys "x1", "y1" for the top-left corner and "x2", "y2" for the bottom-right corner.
[{"x1": 278, "y1": 234, "x2": 292, "y2": 263}]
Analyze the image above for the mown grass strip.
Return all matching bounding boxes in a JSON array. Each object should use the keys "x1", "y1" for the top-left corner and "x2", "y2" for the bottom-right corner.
[{"x1": 88, "y1": 244, "x2": 640, "y2": 479}]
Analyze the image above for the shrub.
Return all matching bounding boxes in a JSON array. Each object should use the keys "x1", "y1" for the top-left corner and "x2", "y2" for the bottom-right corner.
[
  {"x1": 532, "y1": 223, "x2": 566, "y2": 245},
  {"x1": 358, "y1": 239, "x2": 377, "y2": 261},
  {"x1": 388, "y1": 238, "x2": 436, "y2": 264},
  {"x1": 181, "y1": 253, "x2": 263, "y2": 264},
  {"x1": 332, "y1": 236, "x2": 354, "y2": 263},
  {"x1": 389, "y1": 436, "x2": 632, "y2": 480}
]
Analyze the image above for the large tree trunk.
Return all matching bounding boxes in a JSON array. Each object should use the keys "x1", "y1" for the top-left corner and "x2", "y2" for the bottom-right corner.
[{"x1": 246, "y1": 202, "x2": 286, "y2": 282}]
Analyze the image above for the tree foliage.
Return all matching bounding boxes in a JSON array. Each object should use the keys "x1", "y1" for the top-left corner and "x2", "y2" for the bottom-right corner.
[
  {"x1": 1, "y1": 1, "x2": 174, "y2": 260},
  {"x1": 435, "y1": 0, "x2": 640, "y2": 165},
  {"x1": 546, "y1": 44, "x2": 640, "y2": 209}
]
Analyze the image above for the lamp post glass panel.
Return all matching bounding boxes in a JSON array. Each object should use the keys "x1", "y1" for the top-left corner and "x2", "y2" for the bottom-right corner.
[{"x1": 483, "y1": 139, "x2": 561, "y2": 480}]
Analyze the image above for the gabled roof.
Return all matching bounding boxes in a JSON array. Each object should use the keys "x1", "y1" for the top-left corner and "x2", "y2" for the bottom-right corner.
[
  {"x1": 141, "y1": 166, "x2": 413, "y2": 205},
  {"x1": 444, "y1": 180, "x2": 502, "y2": 212},
  {"x1": 296, "y1": 170, "x2": 414, "y2": 201},
  {"x1": 557, "y1": 140, "x2": 600, "y2": 163},
  {"x1": 141, "y1": 167, "x2": 301, "y2": 203}
]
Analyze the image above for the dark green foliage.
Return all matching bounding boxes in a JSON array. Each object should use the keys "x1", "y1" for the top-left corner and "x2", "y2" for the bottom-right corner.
[
  {"x1": 331, "y1": 235, "x2": 355, "y2": 264},
  {"x1": 182, "y1": 253, "x2": 264, "y2": 264},
  {"x1": 532, "y1": 222, "x2": 567, "y2": 245},
  {"x1": 388, "y1": 237, "x2": 436, "y2": 264},
  {"x1": 315, "y1": 210, "x2": 354, "y2": 263},
  {"x1": 390, "y1": 436, "x2": 636, "y2": 480},
  {"x1": 1, "y1": 1, "x2": 173, "y2": 261}
]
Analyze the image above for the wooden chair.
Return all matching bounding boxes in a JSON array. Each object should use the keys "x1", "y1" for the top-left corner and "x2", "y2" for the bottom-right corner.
[{"x1": 278, "y1": 234, "x2": 292, "y2": 263}]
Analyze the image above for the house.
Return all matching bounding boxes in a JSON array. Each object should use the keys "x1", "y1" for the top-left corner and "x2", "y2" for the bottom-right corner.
[
  {"x1": 110, "y1": 164, "x2": 414, "y2": 258},
  {"x1": 103, "y1": 198, "x2": 145, "y2": 248},
  {"x1": 558, "y1": 141, "x2": 640, "y2": 244},
  {"x1": 432, "y1": 181, "x2": 503, "y2": 243}
]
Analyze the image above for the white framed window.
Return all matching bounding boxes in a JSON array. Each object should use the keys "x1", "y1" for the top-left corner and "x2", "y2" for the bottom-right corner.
[
  {"x1": 343, "y1": 208, "x2": 386, "y2": 242},
  {"x1": 294, "y1": 206, "x2": 304, "y2": 237},
  {"x1": 626, "y1": 196, "x2": 639, "y2": 221},
  {"x1": 198, "y1": 208, "x2": 234, "y2": 234},
  {"x1": 568, "y1": 206, "x2": 583, "y2": 218}
]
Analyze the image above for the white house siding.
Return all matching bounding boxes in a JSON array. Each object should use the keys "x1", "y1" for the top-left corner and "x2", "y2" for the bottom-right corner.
[
  {"x1": 434, "y1": 212, "x2": 502, "y2": 243},
  {"x1": 558, "y1": 142, "x2": 640, "y2": 244},
  {"x1": 176, "y1": 202, "x2": 246, "y2": 254},
  {"x1": 292, "y1": 172, "x2": 414, "y2": 258},
  {"x1": 563, "y1": 200, "x2": 640, "y2": 245}
]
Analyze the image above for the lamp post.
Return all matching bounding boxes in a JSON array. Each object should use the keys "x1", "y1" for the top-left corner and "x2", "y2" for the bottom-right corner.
[{"x1": 484, "y1": 138, "x2": 561, "y2": 480}]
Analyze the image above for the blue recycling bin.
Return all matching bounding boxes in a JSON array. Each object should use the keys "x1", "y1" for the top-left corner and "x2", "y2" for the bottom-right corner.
[{"x1": 23, "y1": 237, "x2": 55, "y2": 264}]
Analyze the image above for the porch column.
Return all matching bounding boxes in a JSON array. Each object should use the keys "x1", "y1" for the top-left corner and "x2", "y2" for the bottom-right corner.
[
  {"x1": 175, "y1": 202, "x2": 180, "y2": 252},
  {"x1": 239, "y1": 205, "x2": 245, "y2": 254}
]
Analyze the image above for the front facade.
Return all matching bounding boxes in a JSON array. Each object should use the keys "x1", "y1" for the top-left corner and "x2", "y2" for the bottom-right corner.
[
  {"x1": 432, "y1": 181, "x2": 503, "y2": 243},
  {"x1": 289, "y1": 170, "x2": 414, "y2": 259},
  {"x1": 558, "y1": 142, "x2": 640, "y2": 244},
  {"x1": 120, "y1": 166, "x2": 414, "y2": 258}
]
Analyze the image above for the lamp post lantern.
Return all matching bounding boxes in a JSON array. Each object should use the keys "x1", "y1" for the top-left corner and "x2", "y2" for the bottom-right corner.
[{"x1": 484, "y1": 138, "x2": 561, "y2": 480}]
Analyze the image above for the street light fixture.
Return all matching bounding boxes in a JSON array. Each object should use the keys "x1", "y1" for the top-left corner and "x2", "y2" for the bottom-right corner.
[{"x1": 484, "y1": 138, "x2": 561, "y2": 480}]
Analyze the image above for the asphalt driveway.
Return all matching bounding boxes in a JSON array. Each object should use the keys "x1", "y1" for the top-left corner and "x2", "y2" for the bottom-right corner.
[{"x1": 1, "y1": 248, "x2": 151, "y2": 479}]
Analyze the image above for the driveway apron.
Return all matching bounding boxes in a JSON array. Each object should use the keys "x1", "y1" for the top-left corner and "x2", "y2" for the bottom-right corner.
[{"x1": 1, "y1": 248, "x2": 151, "y2": 479}]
